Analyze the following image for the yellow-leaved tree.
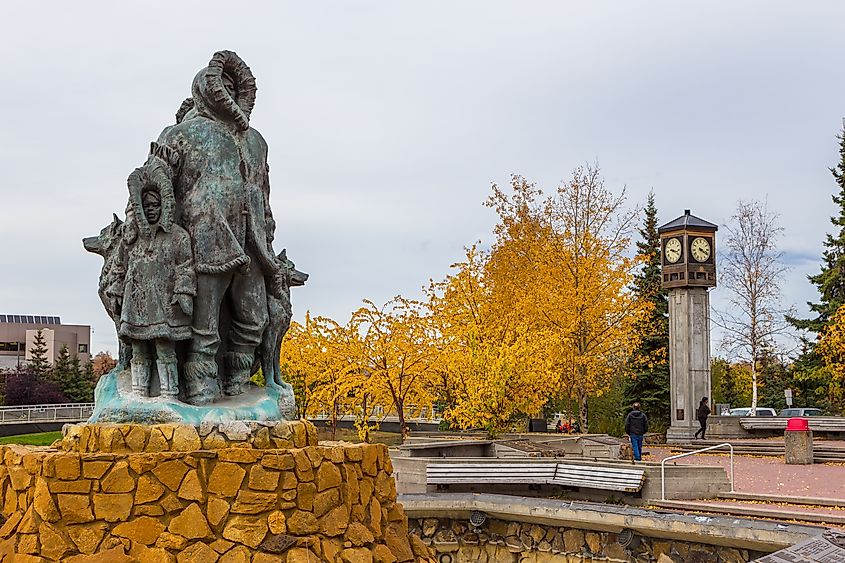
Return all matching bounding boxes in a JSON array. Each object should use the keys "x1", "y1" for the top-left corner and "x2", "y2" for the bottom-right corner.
[
  {"x1": 815, "y1": 304, "x2": 845, "y2": 410},
  {"x1": 486, "y1": 166, "x2": 651, "y2": 432},
  {"x1": 351, "y1": 297, "x2": 438, "y2": 437},
  {"x1": 280, "y1": 312, "x2": 362, "y2": 439},
  {"x1": 428, "y1": 245, "x2": 552, "y2": 435}
]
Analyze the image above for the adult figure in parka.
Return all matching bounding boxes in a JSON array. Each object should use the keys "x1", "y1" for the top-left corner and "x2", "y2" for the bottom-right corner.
[{"x1": 155, "y1": 51, "x2": 283, "y2": 406}]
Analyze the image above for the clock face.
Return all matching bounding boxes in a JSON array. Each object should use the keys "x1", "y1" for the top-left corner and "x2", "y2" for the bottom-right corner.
[
  {"x1": 691, "y1": 237, "x2": 711, "y2": 262},
  {"x1": 664, "y1": 237, "x2": 682, "y2": 263}
]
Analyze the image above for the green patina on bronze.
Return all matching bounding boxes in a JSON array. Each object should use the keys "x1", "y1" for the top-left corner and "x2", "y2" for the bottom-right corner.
[{"x1": 83, "y1": 51, "x2": 306, "y2": 424}]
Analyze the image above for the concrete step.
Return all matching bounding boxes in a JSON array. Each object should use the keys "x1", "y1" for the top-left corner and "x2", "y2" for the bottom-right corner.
[
  {"x1": 718, "y1": 492, "x2": 845, "y2": 508},
  {"x1": 652, "y1": 499, "x2": 845, "y2": 526},
  {"x1": 668, "y1": 442, "x2": 845, "y2": 462}
]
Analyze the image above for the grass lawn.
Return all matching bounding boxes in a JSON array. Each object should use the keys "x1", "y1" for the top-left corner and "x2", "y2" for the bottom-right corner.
[{"x1": 0, "y1": 431, "x2": 62, "y2": 446}]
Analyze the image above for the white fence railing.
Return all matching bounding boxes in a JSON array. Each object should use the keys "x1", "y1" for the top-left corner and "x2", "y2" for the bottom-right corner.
[
  {"x1": 661, "y1": 442, "x2": 735, "y2": 501},
  {"x1": 0, "y1": 403, "x2": 95, "y2": 424},
  {"x1": 310, "y1": 404, "x2": 442, "y2": 423}
]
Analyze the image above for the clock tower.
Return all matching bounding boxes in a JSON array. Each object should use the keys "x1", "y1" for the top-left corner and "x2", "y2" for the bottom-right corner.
[{"x1": 658, "y1": 209, "x2": 717, "y2": 443}]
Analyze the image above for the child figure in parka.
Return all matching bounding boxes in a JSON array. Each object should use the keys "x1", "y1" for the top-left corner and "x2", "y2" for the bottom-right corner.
[{"x1": 119, "y1": 152, "x2": 195, "y2": 398}]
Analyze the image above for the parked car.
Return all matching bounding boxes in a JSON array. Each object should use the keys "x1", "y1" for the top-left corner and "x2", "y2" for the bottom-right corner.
[
  {"x1": 727, "y1": 407, "x2": 777, "y2": 417},
  {"x1": 779, "y1": 408, "x2": 824, "y2": 417}
]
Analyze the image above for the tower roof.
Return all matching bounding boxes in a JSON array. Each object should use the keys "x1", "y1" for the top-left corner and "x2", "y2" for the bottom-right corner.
[{"x1": 658, "y1": 209, "x2": 718, "y2": 233}]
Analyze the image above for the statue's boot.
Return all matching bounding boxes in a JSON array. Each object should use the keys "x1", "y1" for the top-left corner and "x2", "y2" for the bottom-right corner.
[
  {"x1": 223, "y1": 352, "x2": 253, "y2": 396},
  {"x1": 130, "y1": 359, "x2": 151, "y2": 397},
  {"x1": 183, "y1": 355, "x2": 220, "y2": 406},
  {"x1": 157, "y1": 360, "x2": 179, "y2": 399}
]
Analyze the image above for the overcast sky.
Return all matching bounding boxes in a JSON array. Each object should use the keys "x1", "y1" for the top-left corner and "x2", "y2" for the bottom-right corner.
[{"x1": 2, "y1": 2, "x2": 844, "y2": 356}]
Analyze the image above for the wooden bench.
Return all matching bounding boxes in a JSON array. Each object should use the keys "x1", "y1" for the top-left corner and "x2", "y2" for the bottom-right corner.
[
  {"x1": 550, "y1": 463, "x2": 645, "y2": 492},
  {"x1": 739, "y1": 417, "x2": 845, "y2": 432},
  {"x1": 426, "y1": 462, "x2": 557, "y2": 485},
  {"x1": 426, "y1": 462, "x2": 645, "y2": 493}
]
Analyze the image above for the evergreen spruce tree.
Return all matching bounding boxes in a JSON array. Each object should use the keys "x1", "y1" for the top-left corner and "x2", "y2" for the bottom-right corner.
[
  {"x1": 27, "y1": 330, "x2": 50, "y2": 378},
  {"x1": 51, "y1": 345, "x2": 71, "y2": 387},
  {"x1": 789, "y1": 126, "x2": 845, "y2": 334},
  {"x1": 63, "y1": 356, "x2": 95, "y2": 403},
  {"x1": 624, "y1": 193, "x2": 670, "y2": 431}
]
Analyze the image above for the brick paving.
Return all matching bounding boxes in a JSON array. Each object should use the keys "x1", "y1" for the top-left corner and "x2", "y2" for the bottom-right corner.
[{"x1": 645, "y1": 445, "x2": 845, "y2": 500}]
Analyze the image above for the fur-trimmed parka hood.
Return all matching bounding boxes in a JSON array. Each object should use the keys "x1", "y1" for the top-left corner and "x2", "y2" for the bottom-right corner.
[{"x1": 182, "y1": 50, "x2": 257, "y2": 131}]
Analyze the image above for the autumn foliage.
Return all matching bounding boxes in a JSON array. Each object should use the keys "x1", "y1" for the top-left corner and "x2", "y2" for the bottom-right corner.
[{"x1": 279, "y1": 165, "x2": 651, "y2": 434}]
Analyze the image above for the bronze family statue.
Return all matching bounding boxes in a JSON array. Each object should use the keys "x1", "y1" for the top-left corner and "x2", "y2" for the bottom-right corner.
[{"x1": 83, "y1": 51, "x2": 307, "y2": 424}]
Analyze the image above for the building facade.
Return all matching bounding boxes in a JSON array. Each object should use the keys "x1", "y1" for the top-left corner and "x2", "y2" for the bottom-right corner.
[{"x1": 0, "y1": 315, "x2": 91, "y2": 370}]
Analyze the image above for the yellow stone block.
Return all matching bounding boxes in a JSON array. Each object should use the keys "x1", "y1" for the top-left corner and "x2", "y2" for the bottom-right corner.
[
  {"x1": 130, "y1": 543, "x2": 175, "y2": 563},
  {"x1": 207, "y1": 496, "x2": 231, "y2": 529},
  {"x1": 320, "y1": 505, "x2": 350, "y2": 537},
  {"x1": 217, "y1": 448, "x2": 261, "y2": 463},
  {"x1": 102, "y1": 461, "x2": 134, "y2": 493},
  {"x1": 146, "y1": 428, "x2": 168, "y2": 452},
  {"x1": 160, "y1": 492, "x2": 184, "y2": 513},
  {"x1": 222, "y1": 514, "x2": 269, "y2": 549},
  {"x1": 0, "y1": 512, "x2": 22, "y2": 539},
  {"x1": 152, "y1": 459, "x2": 190, "y2": 491},
  {"x1": 261, "y1": 453, "x2": 295, "y2": 471},
  {"x1": 155, "y1": 532, "x2": 189, "y2": 551},
  {"x1": 268, "y1": 511, "x2": 287, "y2": 535},
  {"x1": 49, "y1": 479, "x2": 92, "y2": 494},
  {"x1": 83, "y1": 460, "x2": 113, "y2": 479},
  {"x1": 340, "y1": 547, "x2": 374, "y2": 563},
  {"x1": 38, "y1": 521, "x2": 72, "y2": 561},
  {"x1": 247, "y1": 465, "x2": 280, "y2": 491},
  {"x1": 177, "y1": 470, "x2": 205, "y2": 501},
  {"x1": 287, "y1": 510, "x2": 319, "y2": 535},
  {"x1": 57, "y1": 494, "x2": 95, "y2": 524},
  {"x1": 316, "y1": 461, "x2": 342, "y2": 492},
  {"x1": 33, "y1": 479, "x2": 60, "y2": 522},
  {"x1": 112, "y1": 516, "x2": 167, "y2": 545},
  {"x1": 207, "y1": 462, "x2": 246, "y2": 497},
  {"x1": 66, "y1": 522, "x2": 108, "y2": 555},
  {"x1": 8, "y1": 466, "x2": 33, "y2": 490},
  {"x1": 293, "y1": 451, "x2": 314, "y2": 482},
  {"x1": 92, "y1": 493, "x2": 133, "y2": 522},
  {"x1": 167, "y1": 502, "x2": 212, "y2": 539},
  {"x1": 135, "y1": 474, "x2": 165, "y2": 504},
  {"x1": 177, "y1": 541, "x2": 219, "y2": 562},
  {"x1": 219, "y1": 546, "x2": 251, "y2": 563},
  {"x1": 16, "y1": 533, "x2": 38, "y2": 554},
  {"x1": 305, "y1": 447, "x2": 323, "y2": 468},
  {"x1": 314, "y1": 489, "x2": 341, "y2": 518},
  {"x1": 231, "y1": 490, "x2": 277, "y2": 514},
  {"x1": 124, "y1": 425, "x2": 148, "y2": 452},
  {"x1": 171, "y1": 426, "x2": 201, "y2": 451},
  {"x1": 346, "y1": 522, "x2": 375, "y2": 547},
  {"x1": 296, "y1": 482, "x2": 316, "y2": 511},
  {"x1": 209, "y1": 538, "x2": 234, "y2": 554},
  {"x1": 134, "y1": 505, "x2": 165, "y2": 517}
]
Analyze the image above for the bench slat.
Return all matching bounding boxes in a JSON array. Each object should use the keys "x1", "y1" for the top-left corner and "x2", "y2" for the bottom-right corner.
[{"x1": 426, "y1": 461, "x2": 645, "y2": 493}]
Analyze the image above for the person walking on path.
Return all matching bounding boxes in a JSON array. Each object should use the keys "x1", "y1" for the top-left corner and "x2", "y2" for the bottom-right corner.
[
  {"x1": 624, "y1": 402, "x2": 648, "y2": 461},
  {"x1": 694, "y1": 396, "x2": 710, "y2": 439}
]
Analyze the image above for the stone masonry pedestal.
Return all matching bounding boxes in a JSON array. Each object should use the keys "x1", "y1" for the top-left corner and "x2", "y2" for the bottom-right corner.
[
  {"x1": 0, "y1": 421, "x2": 434, "y2": 562},
  {"x1": 785, "y1": 429, "x2": 814, "y2": 465}
]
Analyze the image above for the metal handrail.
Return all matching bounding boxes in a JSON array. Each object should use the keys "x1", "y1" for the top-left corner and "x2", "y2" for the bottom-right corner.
[{"x1": 661, "y1": 442, "x2": 734, "y2": 501}]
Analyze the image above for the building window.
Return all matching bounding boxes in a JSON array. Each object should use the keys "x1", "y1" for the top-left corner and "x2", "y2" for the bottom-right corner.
[{"x1": 78, "y1": 344, "x2": 89, "y2": 354}]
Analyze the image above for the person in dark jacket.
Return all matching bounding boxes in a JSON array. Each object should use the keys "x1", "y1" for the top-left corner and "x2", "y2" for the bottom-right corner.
[
  {"x1": 624, "y1": 402, "x2": 648, "y2": 461},
  {"x1": 694, "y1": 397, "x2": 710, "y2": 439}
]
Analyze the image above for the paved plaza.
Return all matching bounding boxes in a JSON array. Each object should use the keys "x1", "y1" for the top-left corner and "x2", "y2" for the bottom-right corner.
[{"x1": 647, "y1": 444, "x2": 845, "y2": 500}]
